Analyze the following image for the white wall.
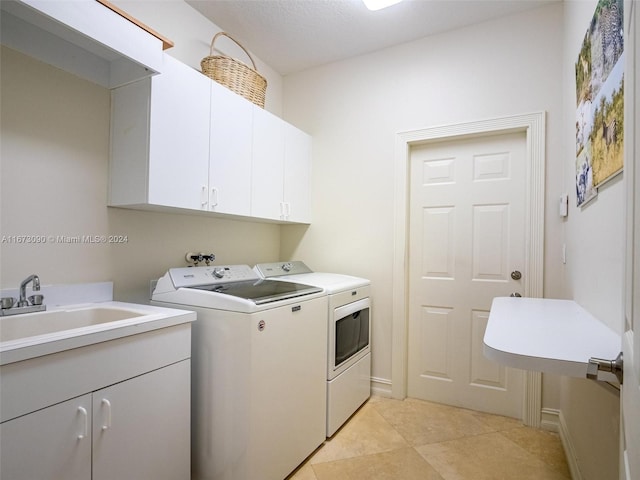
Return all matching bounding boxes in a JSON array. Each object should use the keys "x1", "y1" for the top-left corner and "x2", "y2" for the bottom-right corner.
[
  {"x1": 562, "y1": 1, "x2": 625, "y2": 333},
  {"x1": 282, "y1": 3, "x2": 565, "y2": 403},
  {"x1": 558, "y1": 1, "x2": 623, "y2": 478}
]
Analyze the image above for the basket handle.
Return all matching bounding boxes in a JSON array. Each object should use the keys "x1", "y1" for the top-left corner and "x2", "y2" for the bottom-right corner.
[{"x1": 209, "y1": 31, "x2": 257, "y2": 71}]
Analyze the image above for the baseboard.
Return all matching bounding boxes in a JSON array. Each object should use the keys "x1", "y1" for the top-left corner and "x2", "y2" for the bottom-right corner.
[
  {"x1": 371, "y1": 376, "x2": 392, "y2": 398},
  {"x1": 540, "y1": 407, "x2": 560, "y2": 432},
  {"x1": 557, "y1": 409, "x2": 584, "y2": 480}
]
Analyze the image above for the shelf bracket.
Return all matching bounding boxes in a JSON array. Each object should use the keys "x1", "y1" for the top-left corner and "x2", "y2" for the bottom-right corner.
[{"x1": 587, "y1": 352, "x2": 623, "y2": 384}]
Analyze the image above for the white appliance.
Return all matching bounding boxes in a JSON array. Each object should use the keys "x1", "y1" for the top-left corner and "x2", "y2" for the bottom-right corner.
[
  {"x1": 254, "y1": 261, "x2": 371, "y2": 437},
  {"x1": 151, "y1": 265, "x2": 328, "y2": 480}
]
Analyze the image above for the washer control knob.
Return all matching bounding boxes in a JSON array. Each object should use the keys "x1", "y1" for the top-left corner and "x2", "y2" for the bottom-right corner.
[
  {"x1": 282, "y1": 262, "x2": 293, "y2": 272},
  {"x1": 212, "y1": 267, "x2": 226, "y2": 278}
]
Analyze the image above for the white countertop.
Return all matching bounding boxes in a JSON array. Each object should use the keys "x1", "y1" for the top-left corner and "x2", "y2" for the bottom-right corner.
[{"x1": 484, "y1": 297, "x2": 621, "y2": 378}]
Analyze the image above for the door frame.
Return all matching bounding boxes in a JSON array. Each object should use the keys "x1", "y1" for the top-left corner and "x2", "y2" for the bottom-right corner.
[{"x1": 391, "y1": 112, "x2": 546, "y2": 427}]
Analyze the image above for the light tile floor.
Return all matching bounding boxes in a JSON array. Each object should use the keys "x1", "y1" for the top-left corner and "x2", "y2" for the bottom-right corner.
[{"x1": 288, "y1": 396, "x2": 571, "y2": 480}]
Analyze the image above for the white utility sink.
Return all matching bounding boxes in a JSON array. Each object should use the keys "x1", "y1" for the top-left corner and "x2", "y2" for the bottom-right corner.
[
  {"x1": 0, "y1": 306, "x2": 146, "y2": 342},
  {"x1": 0, "y1": 301, "x2": 195, "y2": 365}
]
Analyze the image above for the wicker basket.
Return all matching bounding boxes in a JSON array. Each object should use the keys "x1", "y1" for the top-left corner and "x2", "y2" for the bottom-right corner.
[{"x1": 201, "y1": 32, "x2": 267, "y2": 108}]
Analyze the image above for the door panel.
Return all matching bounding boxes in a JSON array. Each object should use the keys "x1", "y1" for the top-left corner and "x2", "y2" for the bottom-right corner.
[
  {"x1": 422, "y1": 207, "x2": 455, "y2": 278},
  {"x1": 472, "y1": 204, "x2": 510, "y2": 281},
  {"x1": 408, "y1": 132, "x2": 525, "y2": 418},
  {"x1": 470, "y1": 309, "x2": 507, "y2": 390},
  {"x1": 419, "y1": 306, "x2": 454, "y2": 381}
]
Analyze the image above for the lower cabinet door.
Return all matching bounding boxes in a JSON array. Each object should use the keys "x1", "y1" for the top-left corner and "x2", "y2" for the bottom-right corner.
[
  {"x1": 0, "y1": 394, "x2": 92, "y2": 480},
  {"x1": 92, "y1": 360, "x2": 191, "y2": 480}
]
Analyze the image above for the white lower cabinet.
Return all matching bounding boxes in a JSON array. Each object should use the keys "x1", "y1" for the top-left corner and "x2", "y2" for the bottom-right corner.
[
  {"x1": 92, "y1": 360, "x2": 190, "y2": 480},
  {"x1": 0, "y1": 323, "x2": 192, "y2": 480},
  {"x1": 0, "y1": 394, "x2": 92, "y2": 480},
  {"x1": 0, "y1": 360, "x2": 190, "y2": 480}
]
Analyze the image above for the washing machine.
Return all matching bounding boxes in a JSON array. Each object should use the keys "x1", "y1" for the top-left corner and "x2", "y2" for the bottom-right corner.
[
  {"x1": 151, "y1": 264, "x2": 328, "y2": 480},
  {"x1": 254, "y1": 261, "x2": 371, "y2": 437}
]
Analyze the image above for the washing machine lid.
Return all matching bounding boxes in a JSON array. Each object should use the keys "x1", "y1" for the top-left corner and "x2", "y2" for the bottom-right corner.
[
  {"x1": 192, "y1": 279, "x2": 322, "y2": 305},
  {"x1": 159, "y1": 265, "x2": 322, "y2": 306},
  {"x1": 254, "y1": 261, "x2": 370, "y2": 294}
]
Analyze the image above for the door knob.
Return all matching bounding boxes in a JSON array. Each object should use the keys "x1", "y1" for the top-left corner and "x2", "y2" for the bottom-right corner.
[
  {"x1": 510, "y1": 292, "x2": 522, "y2": 297},
  {"x1": 511, "y1": 271, "x2": 522, "y2": 280}
]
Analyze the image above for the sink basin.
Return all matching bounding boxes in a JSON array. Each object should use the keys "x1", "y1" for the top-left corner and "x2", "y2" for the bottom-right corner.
[
  {"x1": 0, "y1": 301, "x2": 195, "y2": 366},
  {"x1": 0, "y1": 307, "x2": 146, "y2": 342}
]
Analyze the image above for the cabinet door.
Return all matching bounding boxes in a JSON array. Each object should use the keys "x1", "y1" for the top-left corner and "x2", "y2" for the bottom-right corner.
[
  {"x1": 92, "y1": 360, "x2": 190, "y2": 480},
  {"x1": 284, "y1": 123, "x2": 312, "y2": 223},
  {"x1": 147, "y1": 55, "x2": 210, "y2": 210},
  {"x1": 209, "y1": 82, "x2": 252, "y2": 215},
  {"x1": 252, "y1": 106, "x2": 285, "y2": 220},
  {"x1": 0, "y1": 394, "x2": 92, "y2": 480}
]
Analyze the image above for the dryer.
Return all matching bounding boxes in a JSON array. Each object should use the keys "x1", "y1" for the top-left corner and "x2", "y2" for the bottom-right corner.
[
  {"x1": 152, "y1": 264, "x2": 327, "y2": 480},
  {"x1": 254, "y1": 261, "x2": 371, "y2": 437}
]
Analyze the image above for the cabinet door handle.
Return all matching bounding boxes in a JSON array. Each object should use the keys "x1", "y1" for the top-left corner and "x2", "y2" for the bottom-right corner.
[
  {"x1": 77, "y1": 406, "x2": 88, "y2": 440},
  {"x1": 201, "y1": 185, "x2": 208, "y2": 208},
  {"x1": 101, "y1": 398, "x2": 112, "y2": 431},
  {"x1": 280, "y1": 202, "x2": 290, "y2": 220},
  {"x1": 211, "y1": 187, "x2": 219, "y2": 208}
]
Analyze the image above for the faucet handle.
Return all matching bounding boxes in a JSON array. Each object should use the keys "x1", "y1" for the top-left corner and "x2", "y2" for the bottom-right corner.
[
  {"x1": 28, "y1": 294, "x2": 44, "y2": 306},
  {"x1": 1, "y1": 297, "x2": 16, "y2": 309}
]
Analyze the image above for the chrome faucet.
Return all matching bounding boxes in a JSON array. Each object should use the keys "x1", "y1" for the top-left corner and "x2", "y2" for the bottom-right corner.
[
  {"x1": 0, "y1": 274, "x2": 46, "y2": 316},
  {"x1": 17, "y1": 274, "x2": 41, "y2": 307}
]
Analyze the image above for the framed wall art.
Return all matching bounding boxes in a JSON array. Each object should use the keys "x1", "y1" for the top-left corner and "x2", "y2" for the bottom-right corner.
[{"x1": 575, "y1": 0, "x2": 624, "y2": 207}]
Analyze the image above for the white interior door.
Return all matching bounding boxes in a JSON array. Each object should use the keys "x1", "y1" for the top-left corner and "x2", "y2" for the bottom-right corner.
[
  {"x1": 407, "y1": 132, "x2": 526, "y2": 418},
  {"x1": 622, "y1": 1, "x2": 639, "y2": 478}
]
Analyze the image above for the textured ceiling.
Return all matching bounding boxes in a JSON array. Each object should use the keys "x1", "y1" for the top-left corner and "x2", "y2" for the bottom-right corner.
[{"x1": 186, "y1": 0, "x2": 557, "y2": 75}]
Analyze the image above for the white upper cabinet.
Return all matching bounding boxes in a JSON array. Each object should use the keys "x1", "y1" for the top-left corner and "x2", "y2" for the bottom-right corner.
[
  {"x1": 109, "y1": 53, "x2": 312, "y2": 224},
  {"x1": 209, "y1": 81, "x2": 253, "y2": 216},
  {"x1": 110, "y1": 54, "x2": 210, "y2": 212},
  {"x1": 284, "y1": 123, "x2": 312, "y2": 223},
  {"x1": 252, "y1": 107, "x2": 312, "y2": 223},
  {"x1": 0, "y1": 0, "x2": 164, "y2": 89},
  {"x1": 147, "y1": 56, "x2": 210, "y2": 210},
  {"x1": 252, "y1": 107, "x2": 286, "y2": 221}
]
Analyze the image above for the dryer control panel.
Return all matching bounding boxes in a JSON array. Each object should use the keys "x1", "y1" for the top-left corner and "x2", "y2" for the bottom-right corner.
[{"x1": 255, "y1": 261, "x2": 313, "y2": 278}]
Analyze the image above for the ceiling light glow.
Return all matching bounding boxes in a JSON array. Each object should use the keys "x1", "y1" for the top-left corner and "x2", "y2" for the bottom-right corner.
[{"x1": 362, "y1": 0, "x2": 403, "y2": 11}]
